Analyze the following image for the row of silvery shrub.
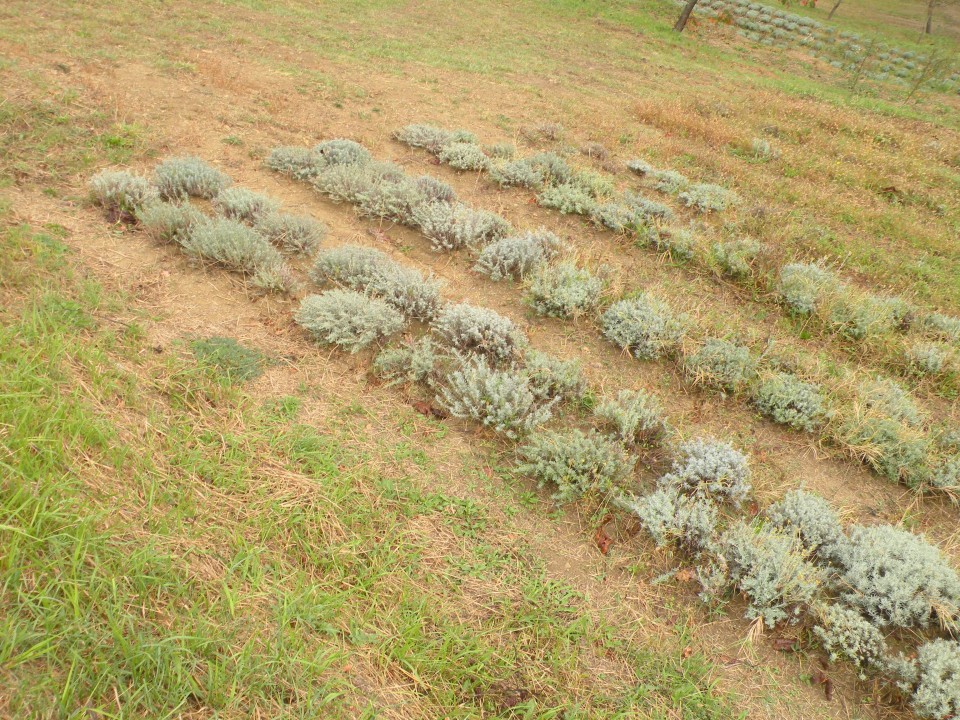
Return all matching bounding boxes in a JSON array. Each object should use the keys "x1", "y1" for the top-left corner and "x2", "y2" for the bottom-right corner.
[{"x1": 270, "y1": 135, "x2": 959, "y2": 501}]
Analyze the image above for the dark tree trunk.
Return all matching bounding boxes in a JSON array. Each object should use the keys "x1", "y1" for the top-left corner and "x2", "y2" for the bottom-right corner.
[
  {"x1": 925, "y1": 0, "x2": 936, "y2": 33},
  {"x1": 827, "y1": 0, "x2": 843, "y2": 20},
  {"x1": 674, "y1": 0, "x2": 700, "y2": 32}
]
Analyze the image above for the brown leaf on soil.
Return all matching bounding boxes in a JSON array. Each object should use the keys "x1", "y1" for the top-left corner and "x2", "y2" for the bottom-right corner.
[
  {"x1": 594, "y1": 525, "x2": 613, "y2": 555},
  {"x1": 412, "y1": 400, "x2": 449, "y2": 420},
  {"x1": 771, "y1": 638, "x2": 796, "y2": 652},
  {"x1": 812, "y1": 670, "x2": 833, "y2": 701}
]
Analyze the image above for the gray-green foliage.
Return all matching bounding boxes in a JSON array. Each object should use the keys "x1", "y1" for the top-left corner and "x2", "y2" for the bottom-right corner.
[
  {"x1": 255, "y1": 212, "x2": 326, "y2": 254},
  {"x1": 474, "y1": 229, "x2": 564, "y2": 281},
  {"x1": 537, "y1": 183, "x2": 597, "y2": 215},
  {"x1": 860, "y1": 378, "x2": 923, "y2": 427},
  {"x1": 841, "y1": 411, "x2": 931, "y2": 486},
  {"x1": 527, "y1": 152, "x2": 572, "y2": 185},
  {"x1": 813, "y1": 604, "x2": 887, "y2": 679},
  {"x1": 626, "y1": 158, "x2": 654, "y2": 175},
  {"x1": 568, "y1": 168, "x2": 615, "y2": 199},
  {"x1": 827, "y1": 293, "x2": 902, "y2": 340},
  {"x1": 154, "y1": 156, "x2": 232, "y2": 201},
  {"x1": 414, "y1": 175, "x2": 457, "y2": 204},
  {"x1": 715, "y1": 521, "x2": 824, "y2": 627},
  {"x1": 414, "y1": 201, "x2": 512, "y2": 251},
  {"x1": 651, "y1": 169, "x2": 690, "y2": 195},
  {"x1": 907, "y1": 343, "x2": 951, "y2": 375},
  {"x1": 596, "y1": 389, "x2": 669, "y2": 446},
  {"x1": 180, "y1": 217, "x2": 293, "y2": 292},
  {"x1": 753, "y1": 372, "x2": 827, "y2": 432},
  {"x1": 650, "y1": 227, "x2": 696, "y2": 262},
  {"x1": 710, "y1": 239, "x2": 761, "y2": 279},
  {"x1": 313, "y1": 161, "x2": 405, "y2": 205},
  {"x1": 314, "y1": 138, "x2": 371, "y2": 166},
  {"x1": 212, "y1": 187, "x2": 279, "y2": 223},
  {"x1": 438, "y1": 142, "x2": 490, "y2": 171},
  {"x1": 833, "y1": 524, "x2": 960, "y2": 629},
  {"x1": 266, "y1": 146, "x2": 324, "y2": 180},
  {"x1": 931, "y1": 454, "x2": 960, "y2": 493},
  {"x1": 136, "y1": 202, "x2": 206, "y2": 244},
  {"x1": 517, "y1": 429, "x2": 634, "y2": 504},
  {"x1": 765, "y1": 490, "x2": 844, "y2": 558},
  {"x1": 526, "y1": 262, "x2": 603, "y2": 318},
  {"x1": 488, "y1": 159, "x2": 543, "y2": 189},
  {"x1": 356, "y1": 176, "x2": 427, "y2": 225},
  {"x1": 295, "y1": 290, "x2": 406, "y2": 352},
  {"x1": 522, "y1": 350, "x2": 586, "y2": 403},
  {"x1": 311, "y1": 245, "x2": 443, "y2": 321},
  {"x1": 777, "y1": 263, "x2": 840, "y2": 315},
  {"x1": 601, "y1": 294, "x2": 689, "y2": 360},
  {"x1": 684, "y1": 339, "x2": 756, "y2": 392},
  {"x1": 393, "y1": 124, "x2": 454, "y2": 154},
  {"x1": 590, "y1": 203, "x2": 647, "y2": 235},
  {"x1": 623, "y1": 191, "x2": 675, "y2": 222},
  {"x1": 661, "y1": 438, "x2": 752, "y2": 507},
  {"x1": 911, "y1": 639, "x2": 960, "y2": 719},
  {"x1": 623, "y1": 486, "x2": 717, "y2": 551},
  {"x1": 89, "y1": 170, "x2": 159, "y2": 216},
  {"x1": 922, "y1": 313, "x2": 960, "y2": 342},
  {"x1": 432, "y1": 303, "x2": 524, "y2": 364},
  {"x1": 678, "y1": 183, "x2": 739, "y2": 213},
  {"x1": 484, "y1": 143, "x2": 516, "y2": 159},
  {"x1": 373, "y1": 338, "x2": 442, "y2": 387},
  {"x1": 190, "y1": 336, "x2": 265, "y2": 384},
  {"x1": 437, "y1": 358, "x2": 555, "y2": 439}
]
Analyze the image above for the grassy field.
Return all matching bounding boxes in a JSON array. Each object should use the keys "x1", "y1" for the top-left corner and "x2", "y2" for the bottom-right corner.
[{"x1": 2, "y1": 0, "x2": 959, "y2": 718}]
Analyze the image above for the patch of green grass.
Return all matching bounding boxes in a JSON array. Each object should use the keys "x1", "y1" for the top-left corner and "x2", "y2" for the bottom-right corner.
[{"x1": 190, "y1": 335, "x2": 267, "y2": 384}]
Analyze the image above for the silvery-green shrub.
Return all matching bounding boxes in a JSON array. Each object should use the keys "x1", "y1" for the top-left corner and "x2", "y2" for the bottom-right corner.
[
  {"x1": 373, "y1": 337, "x2": 442, "y2": 386},
  {"x1": 255, "y1": 212, "x2": 326, "y2": 254},
  {"x1": 859, "y1": 378, "x2": 923, "y2": 427},
  {"x1": 840, "y1": 410, "x2": 931, "y2": 486},
  {"x1": 432, "y1": 302, "x2": 524, "y2": 364},
  {"x1": 710, "y1": 239, "x2": 761, "y2": 279},
  {"x1": 154, "y1": 156, "x2": 232, "y2": 201},
  {"x1": 414, "y1": 201, "x2": 511, "y2": 251},
  {"x1": 753, "y1": 372, "x2": 826, "y2": 432},
  {"x1": 622, "y1": 486, "x2": 717, "y2": 551},
  {"x1": 813, "y1": 605, "x2": 887, "y2": 679},
  {"x1": 907, "y1": 343, "x2": 951, "y2": 376},
  {"x1": 623, "y1": 191, "x2": 675, "y2": 222},
  {"x1": 651, "y1": 227, "x2": 696, "y2": 262},
  {"x1": 827, "y1": 293, "x2": 901, "y2": 340},
  {"x1": 527, "y1": 152, "x2": 572, "y2": 185},
  {"x1": 295, "y1": 290, "x2": 406, "y2": 352},
  {"x1": 266, "y1": 146, "x2": 323, "y2": 180},
  {"x1": 661, "y1": 438, "x2": 751, "y2": 507},
  {"x1": 596, "y1": 388, "x2": 669, "y2": 446},
  {"x1": 311, "y1": 245, "x2": 443, "y2": 321},
  {"x1": 678, "y1": 183, "x2": 739, "y2": 213},
  {"x1": 522, "y1": 350, "x2": 586, "y2": 402},
  {"x1": 414, "y1": 175, "x2": 457, "y2": 204},
  {"x1": 684, "y1": 338, "x2": 757, "y2": 392},
  {"x1": 484, "y1": 143, "x2": 516, "y2": 159},
  {"x1": 651, "y1": 169, "x2": 690, "y2": 194},
  {"x1": 765, "y1": 490, "x2": 845, "y2": 558},
  {"x1": 314, "y1": 138, "x2": 371, "y2": 166},
  {"x1": 213, "y1": 187, "x2": 279, "y2": 223},
  {"x1": 931, "y1": 454, "x2": 960, "y2": 494},
  {"x1": 569, "y1": 168, "x2": 615, "y2": 199},
  {"x1": 601, "y1": 294, "x2": 689, "y2": 360},
  {"x1": 89, "y1": 170, "x2": 159, "y2": 217},
  {"x1": 437, "y1": 358, "x2": 555, "y2": 439},
  {"x1": 517, "y1": 429, "x2": 634, "y2": 503},
  {"x1": 833, "y1": 524, "x2": 960, "y2": 629},
  {"x1": 393, "y1": 124, "x2": 453, "y2": 154},
  {"x1": 537, "y1": 183, "x2": 598, "y2": 215},
  {"x1": 627, "y1": 158, "x2": 654, "y2": 176},
  {"x1": 438, "y1": 142, "x2": 490, "y2": 171},
  {"x1": 474, "y1": 229, "x2": 564, "y2": 281},
  {"x1": 356, "y1": 176, "x2": 427, "y2": 225},
  {"x1": 180, "y1": 217, "x2": 293, "y2": 292},
  {"x1": 921, "y1": 313, "x2": 960, "y2": 342},
  {"x1": 313, "y1": 161, "x2": 405, "y2": 205},
  {"x1": 590, "y1": 203, "x2": 646, "y2": 234},
  {"x1": 911, "y1": 639, "x2": 960, "y2": 719},
  {"x1": 526, "y1": 262, "x2": 603, "y2": 318},
  {"x1": 136, "y1": 202, "x2": 206, "y2": 245},
  {"x1": 715, "y1": 520, "x2": 824, "y2": 627},
  {"x1": 777, "y1": 263, "x2": 840, "y2": 315},
  {"x1": 489, "y1": 159, "x2": 543, "y2": 189}
]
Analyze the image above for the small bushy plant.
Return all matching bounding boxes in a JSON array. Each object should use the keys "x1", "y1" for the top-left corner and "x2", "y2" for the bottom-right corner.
[
  {"x1": 255, "y1": 212, "x2": 326, "y2": 254},
  {"x1": 489, "y1": 159, "x2": 543, "y2": 189},
  {"x1": 710, "y1": 239, "x2": 761, "y2": 279},
  {"x1": 678, "y1": 183, "x2": 739, "y2": 213},
  {"x1": 626, "y1": 158, "x2": 654, "y2": 176},
  {"x1": 313, "y1": 161, "x2": 405, "y2": 205},
  {"x1": 527, "y1": 152, "x2": 572, "y2": 185},
  {"x1": 355, "y1": 176, "x2": 427, "y2": 225},
  {"x1": 373, "y1": 338, "x2": 442, "y2": 386},
  {"x1": 765, "y1": 490, "x2": 845, "y2": 558},
  {"x1": 414, "y1": 175, "x2": 457, "y2": 204},
  {"x1": 661, "y1": 438, "x2": 752, "y2": 507},
  {"x1": 651, "y1": 169, "x2": 690, "y2": 194},
  {"x1": 623, "y1": 191, "x2": 675, "y2": 222},
  {"x1": 931, "y1": 454, "x2": 960, "y2": 494},
  {"x1": 911, "y1": 639, "x2": 960, "y2": 719},
  {"x1": 154, "y1": 156, "x2": 232, "y2": 201},
  {"x1": 295, "y1": 290, "x2": 406, "y2": 352},
  {"x1": 212, "y1": 187, "x2": 279, "y2": 223},
  {"x1": 813, "y1": 604, "x2": 887, "y2": 679},
  {"x1": 392, "y1": 124, "x2": 453, "y2": 154},
  {"x1": 651, "y1": 227, "x2": 697, "y2": 262},
  {"x1": 180, "y1": 217, "x2": 293, "y2": 291},
  {"x1": 601, "y1": 294, "x2": 689, "y2": 360},
  {"x1": 537, "y1": 183, "x2": 598, "y2": 215},
  {"x1": 266, "y1": 146, "x2": 323, "y2": 180},
  {"x1": 474, "y1": 229, "x2": 564, "y2": 281},
  {"x1": 437, "y1": 358, "x2": 554, "y2": 439},
  {"x1": 526, "y1": 262, "x2": 603, "y2": 318},
  {"x1": 314, "y1": 138, "x2": 371, "y2": 166},
  {"x1": 136, "y1": 202, "x2": 206, "y2": 244},
  {"x1": 517, "y1": 429, "x2": 634, "y2": 503},
  {"x1": 590, "y1": 203, "x2": 646, "y2": 234},
  {"x1": 922, "y1": 313, "x2": 960, "y2": 342},
  {"x1": 432, "y1": 303, "x2": 524, "y2": 364},
  {"x1": 89, "y1": 170, "x2": 159, "y2": 217},
  {"x1": 715, "y1": 521, "x2": 824, "y2": 627},
  {"x1": 777, "y1": 263, "x2": 840, "y2": 315},
  {"x1": 484, "y1": 143, "x2": 516, "y2": 159},
  {"x1": 522, "y1": 350, "x2": 586, "y2": 402},
  {"x1": 753, "y1": 372, "x2": 827, "y2": 432},
  {"x1": 684, "y1": 338, "x2": 757, "y2": 393},
  {"x1": 827, "y1": 293, "x2": 901, "y2": 340},
  {"x1": 596, "y1": 389, "x2": 669, "y2": 446},
  {"x1": 414, "y1": 202, "x2": 512, "y2": 251},
  {"x1": 624, "y1": 486, "x2": 717, "y2": 551},
  {"x1": 859, "y1": 378, "x2": 923, "y2": 427},
  {"x1": 906, "y1": 342, "x2": 951, "y2": 376},
  {"x1": 569, "y1": 168, "x2": 615, "y2": 199},
  {"x1": 438, "y1": 142, "x2": 490, "y2": 171},
  {"x1": 840, "y1": 410, "x2": 931, "y2": 486},
  {"x1": 833, "y1": 524, "x2": 960, "y2": 629}
]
